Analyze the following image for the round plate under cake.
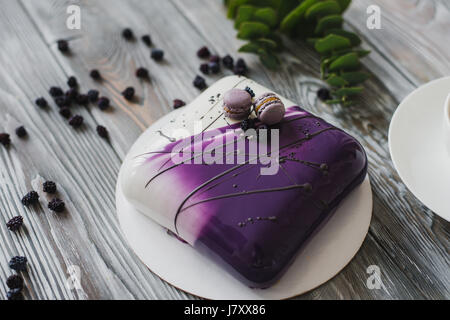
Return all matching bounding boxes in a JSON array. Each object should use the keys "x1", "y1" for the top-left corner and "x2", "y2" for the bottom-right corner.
[{"x1": 116, "y1": 76, "x2": 373, "y2": 299}]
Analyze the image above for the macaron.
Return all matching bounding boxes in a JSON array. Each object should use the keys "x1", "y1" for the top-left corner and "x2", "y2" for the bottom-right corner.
[
  {"x1": 254, "y1": 92, "x2": 285, "y2": 125},
  {"x1": 223, "y1": 89, "x2": 252, "y2": 120}
]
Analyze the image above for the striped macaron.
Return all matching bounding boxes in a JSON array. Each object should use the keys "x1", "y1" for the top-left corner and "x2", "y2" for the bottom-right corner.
[
  {"x1": 223, "y1": 89, "x2": 253, "y2": 120},
  {"x1": 254, "y1": 92, "x2": 285, "y2": 125}
]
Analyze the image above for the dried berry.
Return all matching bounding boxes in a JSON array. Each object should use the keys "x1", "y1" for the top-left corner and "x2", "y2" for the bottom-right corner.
[
  {"x1": 151, "y1": 48, "x2": 164, "y2": 61},
  {"x1": 136, "y1": 67, "x2": 149, "y2": 79},
  {"x1": 35, "y1": 97, "x2": 48, "y2": 108},
  {"x1": 317, "y1": 88, "x2": 331, "y2": 101},
  {"x1": 122, "y1": 87, "x2": 135, "y2": 101},
  {"x1": 240, "y1": 118, "x2": 256, "y2": 131},
  {"x1": 43, "y1": 181, "x2": 57, "y2": 194},
  {"x1": 122, "y1": 28, "x2": 134, "y2": 40},
  {"x1": 54, "y1": 96, "x2": 71, "y2": 108},
  {"x1": 6, "y1": 274, "x2": 24, "y2": 290},
  {"x1": 59, "y1": 107, "x2": 72, "y2": 119},
  {"x1": 193, "y1": 75, "x2": 206, "y2": 90},
  {"x1": 0, "y1": 133, "x2": 11, "y2": 146},
  {"x1": 69, "y1": 115, "x2": 83, "y2": 128},
  {"x1": 141, "y1": 35, "x2": 152, "y2": 46},
  {"x1": 48, "y1": 198, "x2": 65, "y2": 213},
  {"x1": 233, "y1": 58, "x2": 248, "y2": 76},
  {"x1": 197, "y1": 46, "x2": 210, "y2": 59},
  {"x1": 222, "y1": 55, "x2": 234, "y2": 69},
  {"x1": 209, "y1": 62, "x2": 220, "y2": 74},
  {"x1": 90, "y1": 69, "x2": 101, "y2": 80},
  {"x1": 244, "y1": 86, "x2": 255, "y2": 98},
  {"x1": 199, "y1": 63, "x2": 209, "y2": 75},
  {"x1": 15, "y1": 126, "x2": 27, "y2": 138},
  {"x1": 98, "y1": 97, "x2": 110, "y2": 110},
  {"x1": 87, "y1": 89, "x2": 99, "y2": 103},
  {"x1": 76, "y1": 94, "x2": 89, "y2": 105},
  {"x1": 9, "y1": 256, "x2": 28, "y2": 272},
  {"x1": 21, "y1": 191, "x2": 39, "y2": 206},
  {"x1": 65, "y1": 88, "x2": 79, "y2": 102},
  {"x1": 6, "y1": 216, "x2": 23, "y2": 232},
  {"x1": 49, "y1": 87, "x2": 64, "y2": 97},
  {"x1": 57, "y1": 39, "x2": 69, "y2": 53},
  {"x1": 67, "y1": 76, "x2": 78, "y2": 88},
  {"x1": 96, "y1": 125, "x2": 108, "y2": 139},
  {"x1": 173, "y1": 99, "x2": 186, "y2": 109},
  {"x1": 209, "y1": 55, "x2": 220, "y2": 63},
  {"x1": 7, "y1": 288, "x2": 23, "y2": 301}
]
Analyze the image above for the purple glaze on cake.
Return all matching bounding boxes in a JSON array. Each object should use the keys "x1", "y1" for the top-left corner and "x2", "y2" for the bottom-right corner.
[{"x1": 122, "y1": 106, "x2": 367, "y2": 288}]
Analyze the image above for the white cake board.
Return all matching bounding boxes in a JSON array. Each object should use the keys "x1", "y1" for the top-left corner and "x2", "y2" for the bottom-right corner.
[
  {"x1": 389, "y1": 76, "x2": 450, "y2": 221},
  {"x1": 116, "y1": 76, "x2": 373, "y2": 300}
]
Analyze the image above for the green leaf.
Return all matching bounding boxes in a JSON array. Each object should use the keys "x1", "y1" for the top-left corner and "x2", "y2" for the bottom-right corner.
[
  {"x1": 238, "y1": 42, "x2": 261, "y2": 53},
  {"x1": 334, "y1": 86, "x2": 364, "y2": 97},
  {"x1": 325, "y1": 29, "x2": 361, "y2": 46},
  {"x1": 227, "y1": 0, "x2": 251, "y2": 18},
  {"x1": 336, "y1": 0, "x2": 351, "y2": 12},
  {"x1": 307, "y1": 37, "x2": 320, "y2": 46},
  {"x1": 277, "y1": 0, "x2": 301, "y2": 20},
  {"x1": 280, "y1": 0, "x2": 319, "y2": 33},
  {"x1": 315, "y1": 34, "x2": 351, "y2": 54},
  {"x1": 234, "y1": 5, "x2": 257, "y2": 29},
  {"x1": 305, "y1": 0, "x2": 341, "y2": 20},
  {"x1": 325, "y1": 99, "x2": 342, "y2": 104},
  {"x1": 326, "y1": 74, "x2": 349, "y2": 87},
  {"x1": 258, "y1": 49, "x2": 280, "y2": 69},
  {"x1": 315, "y1": 15, "x2": 343, "y2": 34},
  {"x1": 329, "y1": 52, "x2": 360, "y2": 71},
  {"x1": 256, "y1": 38, "x2": 278, "y2": 49},
  {"x1": 340, "y1": 71, "x2": 370, "y2": 85},
  {"x1": 237, "y1": 21, "x2": 271, "y2": 39},
  {"x1": 254, "y1": 7, "x2": 278, "y2": 28}
]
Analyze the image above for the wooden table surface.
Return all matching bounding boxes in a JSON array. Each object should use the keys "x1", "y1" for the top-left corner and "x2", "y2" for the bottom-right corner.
[{"x1": 0, "y1": 0, "x2": 449, "y2": 300}]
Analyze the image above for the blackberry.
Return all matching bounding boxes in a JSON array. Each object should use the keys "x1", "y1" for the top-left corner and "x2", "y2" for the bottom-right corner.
[
  {"x1": 21, "y1": 191, "x2": 39, "y2": 206},
  {"x1": 35, "y1": 97, "x2": 48, "y2": 108},
  {"x1": 57, "y1": 39, "x2": 69, "y2": 53},
  {"x1": 234, "y1": 58, "x2": 248, "y2": 75},
  {"x1": 197, "y1": 46, "x2": 210, "y2": 59},
  {"x1": 48, "y1": 198, "x2": 65, "y2": 213},
  {"x1": 173, "y1": 99, "x2": 186, "y2": 109},
  {"x1": 69, "y1": 115, "x2": 84, "y2": 128},
  {"x1": 122, "y1": 87, "x2": 135, "y2": 101},
  {"x1": 6, "y1": 274, "x2": 24, "y2": 290},
  {"x1": 193, "y1": 75, "x2": 206, "y2": 90},
  {"x1": 98, "y1": 97, "x2": 110, "y2": 110},
  {"x1": 76, "y1": 94, "x2": 89, "y2": 105},
  {"x1": 49, "y1": 86, "x2": 64, "y2": 97},
  {"x1": 209, "y1": 55, "x2": 220, "y2": 63},
  {"x1": 59, "y1": 107, "x2": 72, "y2": 119},
  {"x1": 6, "y1": 216, "x2": 23, "y2": 232},
  {"x1": 122, "y1": 28, "x2": 134, "y2": 40},
  {"x1": 136, "y1": 67, "x2": 149, "y2": 79},
  {"x1": 209, "y1": 62, "x2": 220, "y2": 74},
  {"x1": 54, "y1": 96, "x2": 71, "y2": 108},
  {"x1": 15, "y1": 126, "x2": 27, "y2": 138},
  {"x1": 141, "y1": 35, "x2": 152, "y2": 46},
  {"x1": 7, "y1": 288, "x2": 23, "y2": 301},
  {"x1": 87, "y1": 89, "x2": 99, "y2": 103},
  {"x1": 317, "y1": 88, "x2": 331, "y2": 101},
  {"x1": 90, "y1": 69, "x2": 101, "y2": 80},
  {"x1": 240, "y1": 118, "x2": 255, "y2": 131},
  {"x1": 0, "y1": 133, "x2": 11, "y2": 146},
  {"x1": 151, "y1": 48, "x2": 164, "y2": 61},
  {"x1": 65, "y1": 88, "x2": 79, "y2": 102},
  {"x1": 244, "y1": 86, "x2": 255, "y2": 98},
  {"x1": 9, "y1": 256, "x2": 28, "y2": 271},
  {"x1": 96, "y1": 125, "x2": 108, "y2": 139},
  {"x1": 222, "y1": 55, "x2": 234, "y2": 69},
  {"x1": 67, "y1": 76, "x2": 78, "y2": 88},
  {"x1": 43, "y1": 181, "x2": 57, "y2": 194},
  {"x1": 199, "y1": 63, "x2": 209, "y2": 75}
]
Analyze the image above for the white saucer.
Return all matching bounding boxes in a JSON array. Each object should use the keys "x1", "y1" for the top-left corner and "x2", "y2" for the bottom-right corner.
[
  {"x1": 389, "y1": 77, "x2": 450, "y2": 221},
  {"x1": 116, "y1": 76, "x2": 373, "y2": 300}
]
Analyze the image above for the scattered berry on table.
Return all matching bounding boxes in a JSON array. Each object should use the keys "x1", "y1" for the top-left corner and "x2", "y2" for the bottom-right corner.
[
  {"x1": 151, "y1": 48, "x2": 164, "y2": 61},
  {"x1": 197, "y1": 46, "x2": 210, "y2": 59},
  {"x1": 66, "y1": 88, "x2": 79, "y2": 102},
  {"x1": 0, "y1": 133, "x2": 11, "y2": 146},
  {"x1": 67, "y1": 76, "x2": 78, "y2": 88},
  {"x1": 76, "y1": 94, "x2": 89, "y2": 105},
  {"x1": 35, "y1": 97, "x2": 48, "y2": 108},
  {"x1": 9, "y1": 256, "x2": 28, "y2": 272},
  {"x1": 136, "y1": 67, "x2": 149, "y2": 79},
  {"x1": 96, "y1": 125, "x2": 108, "y2": 139},
  {"x1": 6, "y1": 216, "x2": 24, "y2": 232},
  {"x1": 21, "y1": 191, "x2": 39, "y2": 206},
  {"x1": 69, "y1": 115, "x2": 84, "y2": 128},
  {"x1": 54, "y1": 96, "x2": 71, "y2": 108},
  {"x1": 6, "y1": 274, "x2": 24, "y2": 290},
  {"x1": 173, "y1": 99, "x2": 186, "y2": 109},
  {"x1": 244, "y1": 86, "x2": 255, "y2": 98},
  {"x1": 15, "y1": 126, "x2": 27, "y2": 138},
  {"x1": 199, "y1": 63, "x2": 209, "y2": 75},
  {"x1": 87, "y1": 89, "x2": 99, "y2": 103},
  {"x1": 317, "y1": 88, "x2": 331, "y2": 101},
  {"x1": 43, "y1": 181, "x2": 57, "y2": 194},
  {"x1": 7, "y1": 288, "x2": 23, "y2": 301},
  {"x1": 122, "y1": 87, "x2": 135, "y2": 101},
  {"x1": 98, "y1": 97, "x2": 110, "y2": 110},
  {"x1": 122, "y1": 28, "x2": 134, "y2": 40},
  {"x1": 59, "y1": 107, "x2": 72, "y2": 119},
  {"x1": 209, "y1": 55, "x2": 220, "y2": 63},
  {"x1": 141, "y1": 35, "x2": 152, "y2": 46},
  {"x1": 48, "y1": 198, "x2": 65, "y2": 213},
  {"x1": 193, "y1": 75, "x2": 206, "y2": 90},
  {"x1": 222, "y1": 55, "x2": 234, "y2": 69},
  {"x1": 90, "y1": 69, "x2": 101, "y2": 80},
  {"x1": 57, "y1": 39, "x2": 69, "y2": 53},
  {"x1": 209, "y1": 62, "x2": 220, "y2": 74},
  {"x1": 49, "y1": 86, "x2": 64, "y2": 97},
  {"x1": 233, "y1": 58, "x2": 248, "y2": 75},
  {"x1": 240, "y1": 118, "x2": 256, "y2": 131}
]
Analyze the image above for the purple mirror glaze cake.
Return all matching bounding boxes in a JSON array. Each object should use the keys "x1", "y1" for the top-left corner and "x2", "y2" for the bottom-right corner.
[{"x1": 121, "y1": 78, "x2": 367, "y2": 288}]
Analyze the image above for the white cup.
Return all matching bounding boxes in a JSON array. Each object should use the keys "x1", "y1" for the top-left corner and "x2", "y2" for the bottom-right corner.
[{"x1": 444, "y1": 94, "x2": 450, "y2": 156}]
